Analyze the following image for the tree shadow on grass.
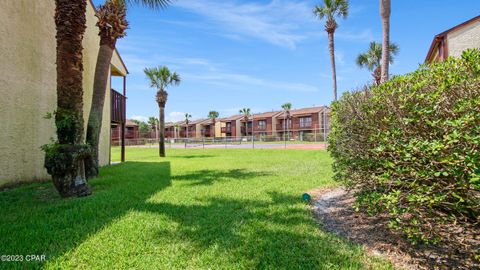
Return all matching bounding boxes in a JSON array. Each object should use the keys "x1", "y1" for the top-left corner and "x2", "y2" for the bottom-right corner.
[
  {"x1": 0, "y1": 163, "x2": 383, "y2": 269},
  {"x1": 137, "y1": 191, "x2": 374, "y2": 269},
  {"x1": 0, "y1": 161, "x2": 171, "y2": 269},
  {"x1": 172, "y1": 169, "x2": 272, "y2": 186}
]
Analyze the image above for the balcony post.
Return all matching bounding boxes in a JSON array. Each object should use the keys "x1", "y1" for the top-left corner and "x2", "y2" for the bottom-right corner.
[
  {"x1": 252, "y1": 115, "x2": 255, "y2": 148},
  {"x1": 121, "y1": 76, "x2": 126, "y2": 162}
]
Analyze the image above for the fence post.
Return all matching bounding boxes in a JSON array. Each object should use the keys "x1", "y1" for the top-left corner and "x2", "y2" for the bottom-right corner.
[{"x1": 323, "y1": 109, "x2": 327, "y2": 142}]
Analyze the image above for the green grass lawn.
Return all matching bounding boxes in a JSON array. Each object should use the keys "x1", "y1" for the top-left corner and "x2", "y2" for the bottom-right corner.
[{"x1": 0, "y1": 148, "x2": 392, "y2": 269}]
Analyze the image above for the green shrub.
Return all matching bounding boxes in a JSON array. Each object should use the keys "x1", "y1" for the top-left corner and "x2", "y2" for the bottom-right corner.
[{"x1": 328, "y1": 49, "x2": 480, "y2": 246}]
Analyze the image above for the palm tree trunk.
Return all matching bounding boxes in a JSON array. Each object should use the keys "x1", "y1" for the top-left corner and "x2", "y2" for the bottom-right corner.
[
  {"x1": 373, "y1": 66, "x2": 381, "y2": 85},
  {"x1": 328, "y1": 31, "x2": 338, "y2": 101},
  {"x1": 86, "y1": 43, "x2": 115, "y2": 178},
  {"x1": 159, "y1": 106, "x2": 166, "y2": 157},
  {"x1": 380, "y1": 0, "x2": 391, "y2": 83},
  {"x1": 52, "y1": 0, "x2": 91, "y2": 197}
]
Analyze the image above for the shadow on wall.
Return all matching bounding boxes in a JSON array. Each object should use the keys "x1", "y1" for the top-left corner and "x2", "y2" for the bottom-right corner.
[{"x1": 0, "y1": 161, "x2": 171, "y2": 269}]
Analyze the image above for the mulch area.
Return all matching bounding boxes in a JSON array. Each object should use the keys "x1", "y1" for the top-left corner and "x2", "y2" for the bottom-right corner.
[{"x1": 310, "y1": 187, "x2": 480, "y2": 270}]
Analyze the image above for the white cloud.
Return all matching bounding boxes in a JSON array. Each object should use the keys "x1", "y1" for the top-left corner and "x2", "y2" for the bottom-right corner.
[
  {"x1": 175, "y1": 0, "x2": 316, "y2": 49},
  {"x1": 121, "y1": 52, "x2": 318, "y2": 93},
  {"x1": 166, "y1": 111, "x2": 187, "y2": 123},
  {"x1": 184, "y1": 71, "x2": 319, "y2": 92},
  {"x1": 130, "y1": 115, "x2": 149, "y2": 122}
]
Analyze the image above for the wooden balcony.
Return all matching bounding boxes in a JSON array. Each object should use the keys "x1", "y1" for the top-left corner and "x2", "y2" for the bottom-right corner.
[
  {"x1": 221, "y1": 127, "x2": 232, "y2": 133},
  {"x1": 111, "y1": 89, "x2": 126, "y2": 123},
  {"x1": 276, "y1": 123, "x2": 313, "y2": 131},
  {"x1": 165, "y1": 131, "x2": 175, "y2": 138},
  {"x1": 179, "y1": 131, "x2": 196, "y2": 137},
  {"x1": 276, "y1": 124, "x2": 291, "y2": 130}
]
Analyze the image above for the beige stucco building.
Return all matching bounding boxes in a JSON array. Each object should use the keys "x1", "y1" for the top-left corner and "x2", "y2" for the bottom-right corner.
[
  {"x1": 425, "y1": 16, "x2": 480, "y2": 62},
  {"x1": 0, "y1": 0, "x2": 128, "y2": 187}
]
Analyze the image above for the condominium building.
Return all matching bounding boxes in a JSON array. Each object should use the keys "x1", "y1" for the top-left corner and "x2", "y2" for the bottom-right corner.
[
  {"x1": 163, "y1": 106, "x2": 330, "y2": 140},
  {"x1": 425, "y1": 15, "x2": 480, "y2": 63}
]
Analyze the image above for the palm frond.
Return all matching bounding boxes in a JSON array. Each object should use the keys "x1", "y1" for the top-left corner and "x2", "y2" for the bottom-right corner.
[
  {"x1": 313, "y1": 0, "x2": 349, "y2": 22},
  {"x1": 208, "y1": 111, "x2": 219, "y2": 119},
  {"x1": 281, "y1": 102, "x2": 292, "y2": 111},
  {"x1": 388, "y1": 43, "x2": 400, "y2": 63},
  {"x1": 357, "y1": 41, "x2": 400, "y2": 72},
  {"x1": 124, "y1": 0, "x2": 173, "y2": 10},
  {"x1": 143, "y1": 66, "x2": 181, "y2": 91}
]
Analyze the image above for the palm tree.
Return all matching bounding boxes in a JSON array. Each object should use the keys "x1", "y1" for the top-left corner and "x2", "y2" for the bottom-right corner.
[
  {"x1": 380, "y1": 0, "x2": 391, "y2": 83},
  {"x1": 281, "y1": 103, "x2": 292, "y2": 141},
  {"x1": 86, "y1": 0, "x2": 172, "y2": 178},
  {"x1": 46, "y1": 0, "x2": 91, "y2": 197},
  {"x1": 239, "y1": 108, "x2": 251, "y2": 137},
  {"x1": 144, "y1": 66, "x2": 181, "y2": 157},
  {"x1": 174, "y1": 123, "x2": 180, "y2": 138},
  {"x1": 313, "y1": 0, "x2": 349, "y2": 101},
  {"x1": 148, "y1": 116, "x2": 159, "y2": 141},
  {"x1": 208, "y1": 111, "x2": 219, "y2": 138},
  {"x1": 356, "y1": 42, "x2": 399, "y2": 85},
  {"x1": 184, "y1": 113, "x2": 192, "y2": 148}
]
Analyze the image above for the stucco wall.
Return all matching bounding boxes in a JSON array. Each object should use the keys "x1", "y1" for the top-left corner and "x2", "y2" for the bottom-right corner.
[
  {"x1": 0, "y1": 1, "x2": 57, "y2": 185},
  {"x1": 0, "y1": 0, "x2": 125, "y2": 186},
  {"x1": 447, "y1": 21, "x2": 480, "y2": 58},
  {"x1": 215, "y1": 122, "x2": 223, "y2": 137},
  {"x1": 235, "y1": 120, "x2": 242, "y2": 137}
]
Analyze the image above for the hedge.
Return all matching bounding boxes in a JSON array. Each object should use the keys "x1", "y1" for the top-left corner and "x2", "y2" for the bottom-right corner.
[{"x1": 328, "y1": 49, "x2": 480, "y2": 252}]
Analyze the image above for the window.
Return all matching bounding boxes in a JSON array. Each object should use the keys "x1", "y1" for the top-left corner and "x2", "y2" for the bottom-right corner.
[
  {"x1": 257, "y1": 120, "x2": 266, "y2": 130},
  {"x1": 299, "y1": 117, "x2": 312, "y2": 128}
]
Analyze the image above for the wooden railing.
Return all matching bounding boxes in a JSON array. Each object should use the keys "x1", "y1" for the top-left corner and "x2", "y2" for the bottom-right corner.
[
  {"x1": 276, "y1": 123, "x2": 315, "y2": 130},
  {"x1": 111, "y1": 89, "x2": 126, "y2": 123}
]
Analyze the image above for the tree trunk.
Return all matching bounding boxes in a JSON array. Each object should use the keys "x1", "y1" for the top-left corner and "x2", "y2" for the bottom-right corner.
[
  {"x1": 328, "y1": 31, "x2": 338, "y2": 101},
  {"x1": 373, "y1": 66, "x2": 381, "y2": 85},
  {"x1": 159, "y1": 106, "x2": 166, "y2": 157},
  {"x1": 85, "y1": 43, "x2": 115, "y2": 179},
  {"x1": 52, "y1": 0, "x2": 91, "y2": 197},
  {"x1": 380, "y1": 0, "x2": 391, "y2": 83}
]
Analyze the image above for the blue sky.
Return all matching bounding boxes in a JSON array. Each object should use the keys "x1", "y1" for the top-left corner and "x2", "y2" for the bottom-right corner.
[{"x1": 95, "y1": 0, "x2": 479, "y2": 122}]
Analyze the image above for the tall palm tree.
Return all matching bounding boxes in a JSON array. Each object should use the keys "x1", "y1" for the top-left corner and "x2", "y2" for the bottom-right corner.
[
  {"x1": 174, "y1": 123, "x2": 180, "y2": 138},
  {"x1": 148, "y1": 116, "x2": 159, "y2": 141},
  {"x1": 356, "y1": 42, "x2": 399, "y2": 85},
  {"x1": 47, "y1": 0, "x2": 91, "y2": 197},
  {"x1": 86, "y1": 0, "x2": 172, "y2": 178},
  {"x1": 239, "y1": 108, "x2": 251, "y2": 136},
  {"x1": 281, "y1": 103, "x2": 292, "y2": 141},
  {"x1": 380, "y1": 0, "x2": 391, "y2": 83},
  {"x1": 208, "y1": 111, "x2": 219, "y2": 137},
  {"x1": 144, "y1": 66, "x2": 181, "y2": 157},
  {"x1": 313, "y1": 0, "x2": 349, "y2": 101},
  {"x1": 184, "y1": 113, "x2": 192, "y2": 148}
]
